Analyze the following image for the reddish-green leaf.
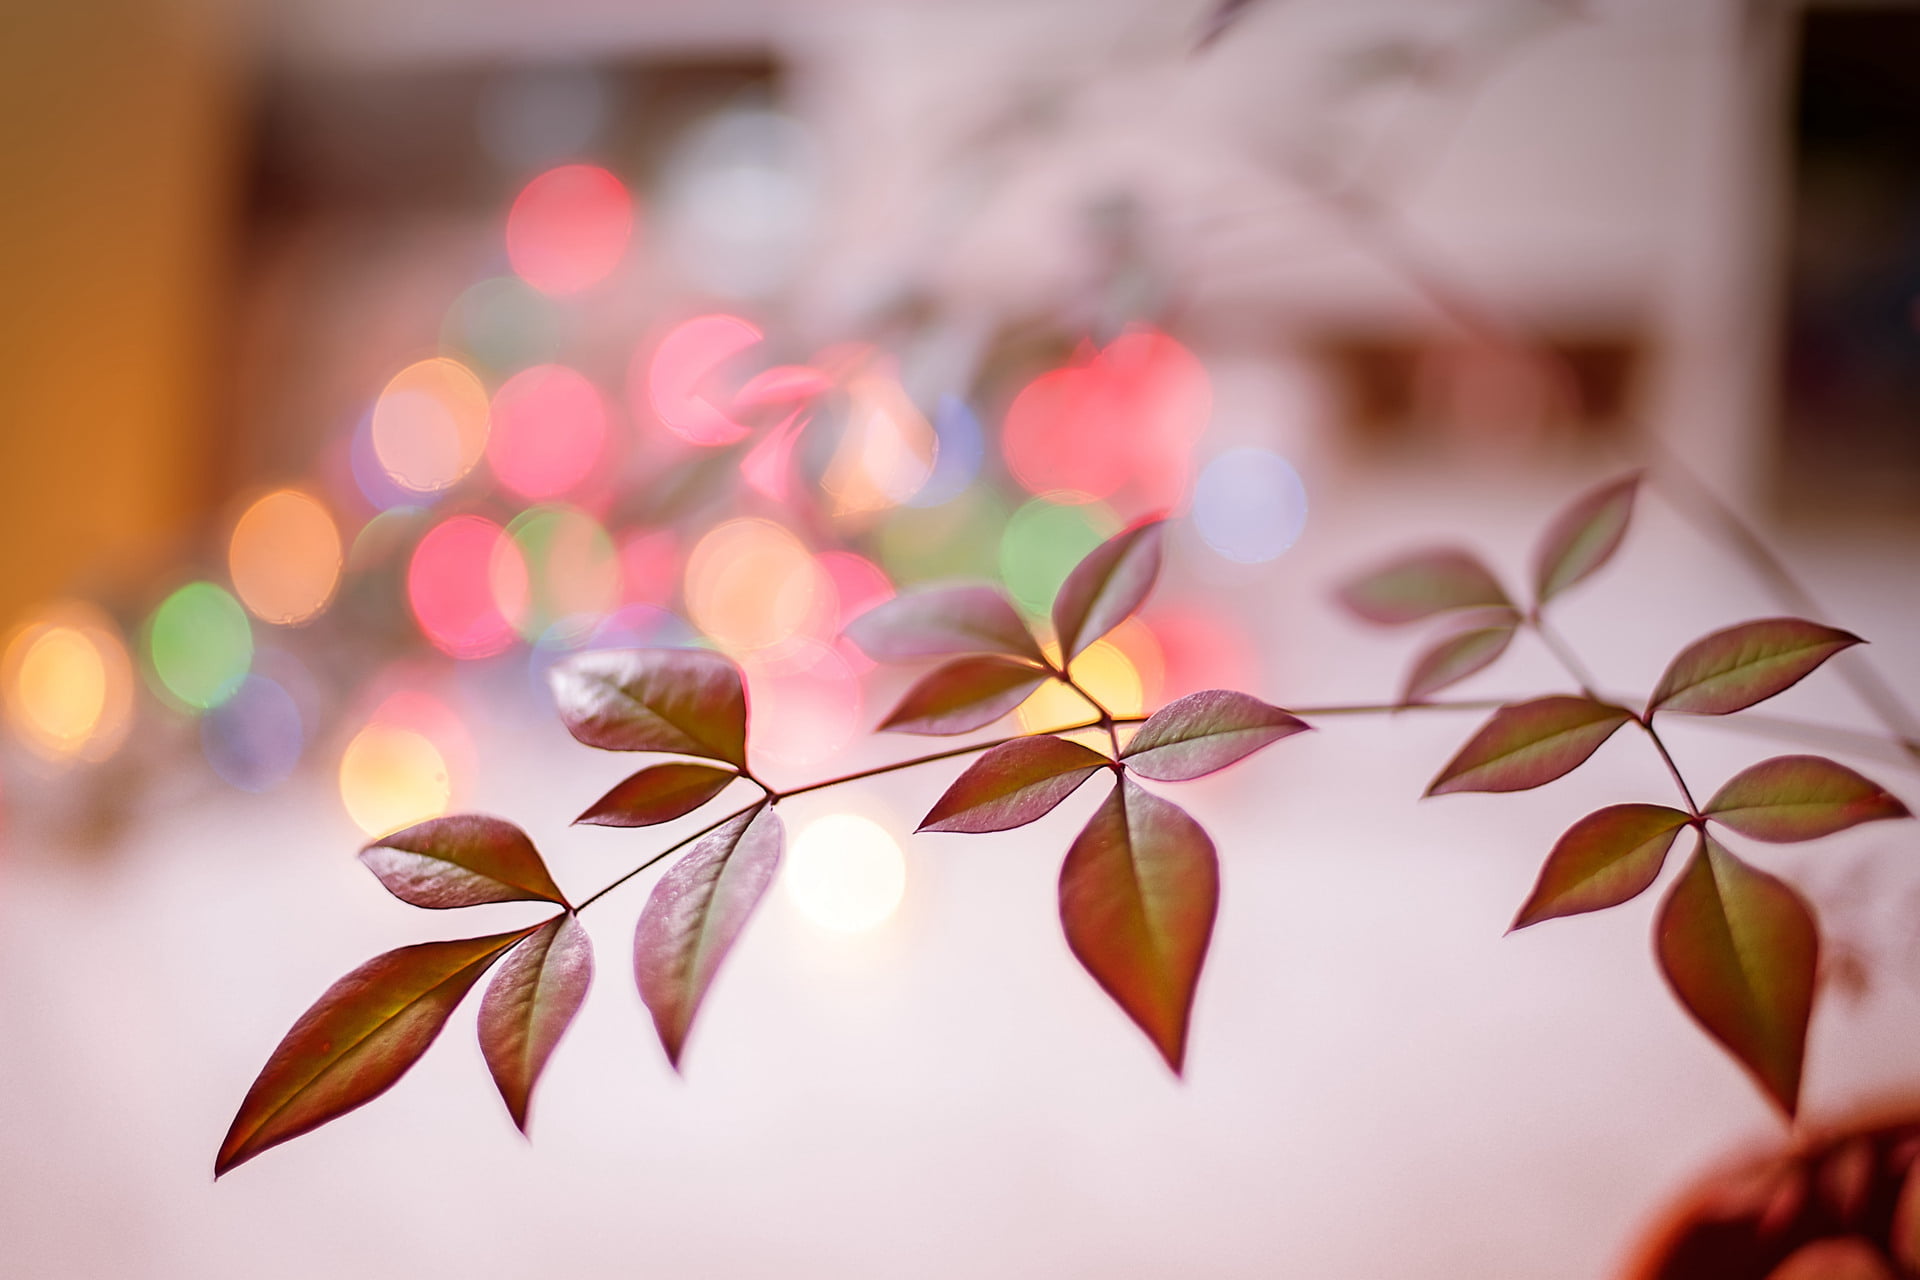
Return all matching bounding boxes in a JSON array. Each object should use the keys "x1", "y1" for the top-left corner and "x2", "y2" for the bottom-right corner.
[
  {"x1": 216, "y1": 926, "x2": 537, "y2": 1176},
  {"x1": 1426, "y1": 696, "x2": 1632, "y2": 796},
  {"x1": 1399, "y1": 618, "x2": 1518, "y2": 704},
  {"x1": 634, "y1": 804, "x2": 784, "y2": 1069},
  {"x1": 1337, "y1": 548, "x2": 1510, "y2": 626},
  {"x1": 1059, "y1": 776, "x2": 1217, "y2": 1073},
  {"x1": 918, "y1": 736, "x2": 1110, "y2": 834},
  {"x1": 1656, "y1": 834, "x2": 1819, "y2": 1117},
  {"x1": 1510, "y1": 804, "x2": 1692, "y2": 930},
  {"x1": 1764, "y1": 1238, "x2": 1894, "y2": 1280},
  {"x1": 878, "y1": 655, "x2": 1050, "y2": 735},
  {"x1": 1647, "y1": 618, "x2": 1863, "y2": 718},
  {"x1": 1891, "y1": 1158, "x2": 1920, "y2": 1272},
  {"x1": 1705, "y1": 755, "x2": 1910, "y2": 844},
  {"x1": 478, "y1": 914, "x2": 592, "y2": 1134},
  {"x1": 1120, "y1": 689, "x2": 1310, "y2": 782},
  {"x1": 843, "y1": 584, "x2": 1045, "y2": 665},
  {"x1": 575, "y1": 762, "x2": 738, "y2": 828},
  {"x1": 549, "y1": 647, "x2": 748, "y2": 766},
  {"x1": 1532, "y1": 472, "x2": 1640, "y2": 605},
  {"x1": 359, "y1": 815, "x2": 568, "y2": 909},
  {"x1": 1053, "y1": 521, "x2": 1166, "y2": 662}
]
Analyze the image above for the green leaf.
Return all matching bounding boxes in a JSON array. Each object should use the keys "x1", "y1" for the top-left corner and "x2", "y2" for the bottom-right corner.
[
  {"x1": 919, "y1": 736, "x2": 1110, "y2": 834},
  {"x1": 1763, "y1": 1238, "x2": 1895, "y2": 1280},
  {"x1": 1052, "y1": 521, "x2": 1166, "y2": 662},
  {"x1": 843, "y1": 584, "x2": 1045, "y2": 664},
  {"x1": 1120, "y1": 689, "x2": 1310, "y2": 782},
  {"x1": 1426, "y1": 696, "x2": 1632, "y2": 795},
  {"x1": 1705, "y1": 755, "x2": 1910, "y2": 843},
  {"x1": 1510, "y1": 804, "x2": 1692, "y2": 930},
  {"x1": 1647, "y1": 618, "x2": 1863, "y2": 718},
  {"x1": 634, "y1": 804, "x2": 784, "y2": 1069},
  {"x1": 1656, "y1": 833, "x2": 1818, "y2": 1117},
  {"x1": 549, "y1": 647, "x2": 748, "y2": 766},
  {"x1": 216, "y1": 926, "x2": 539, "y2": 1176},
  {"x1": 575, "y1": 762, "x2": 739, "y2": 828},
  {"x1": 1337, "y1": 549, "x2": 1510, "y2": 626},
  {"x1": 1532, "y1": 472, "x2": 1640, "y2": 605},
  {"x1": 1059, "y1": 776, "x2": 1217, "y2": 1073},
  {"x1": 878, "y1": 655, "x2": 1050, "y2": 736},
  {"x1": 478, "y1": 914, "x2": 593, "y2": 1134},
  {"x1": 1399, "y1": 617, "x2": 1518, "y2": 704},
  {"x1": 359, "y1": 815, "x2": 568, "y2": 909}
]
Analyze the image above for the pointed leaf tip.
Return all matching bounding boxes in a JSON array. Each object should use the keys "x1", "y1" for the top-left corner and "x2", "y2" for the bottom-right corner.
[
  {"x1": 1510, "y1": 804, "x2": 1691, "y2": 930},
  {"x1": 1399, "y1": 617, "x2": 1518, "y2": 704},
  {"x1": 479, "y1": 914, "x2": 593, "y2": 1134},
  {"x1": 878, "y1": 655, "x2": 1049, "y2": 736},
  {"x1": 1532, "y1": 472, "x2": 1640, "y2": 605},
  {"x1": 1705, "y1": 755, "x2": 1910, "y2": 843},
  {"x1": 360, "y1": 814, "x2": 567, "y2": 909},
  {"x1": 1121, "y1": 689, "x2": 1309, "y2": 782},
  {"x1": 843, "y1": 584, "x2": 1044, "y2": 664},
  {"x1": 549, "y1": 647, "x2": 748, "y2": 766},
  {"x1": 919, "y1": 736, "x2": 1110, "y2": 833},
  {"x1": 1648, "y1": 618, "x2": 1862, "y2": 718},
  {"x1": 1053, "y1": 521, "x2": 1166, "y2": 662},
  {"x1": 575, "y1": 762, "x2": 738, "y2": 828},
  {"x1": 1336, "y1": 548, "x2": 1509, "y2": 626},
  {"x1": 1427, "y1": 697, "x2": 1632, "y2": 796}
]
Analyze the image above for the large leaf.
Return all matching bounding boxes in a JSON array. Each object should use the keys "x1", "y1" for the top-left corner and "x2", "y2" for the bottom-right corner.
[
  {"x1": 1510, "y1": 804, "x2": 1692, "y2": 930},
  {"x1": 918, "y1": 736, "x2": 1110, "y2": 834},
  {"x1": 1058, "y1": 776, "x2": 1217, "y2": 1073},
  {"x1": 1052, "y1": 521, "x2": 1166, "y2": 662},
  {"x1": 576, "y1": 762, "x2": 738, "y2": 828},
  {"x1": 478, "y1": 914, "x2": 593, "y2": 1134},
  {"x1": 549, "y1": 647, "x2": 748, "y2": 766},
  {"x1": 1120, "y1": 689, "x2": 1310, "y2": 782},
  {"x1": 878, "y1": 655, "x2": 1050, "y2": 735},
  {"x1": 843, "y1": 584, "x2": 1045, "y2": 665},
  {"x1": 1399, "y1": 618, "x2": 1517, "y2": 704},
  {"x1": 1336, "y1": 548, "x2": 1510, "y2": 626},
  {"x1": 359, "y1": 815, "x2": 568, "y2": 909},
  {"x1": 1765, "y1": 1240, "x2": 1895, "y2": 1280},
  {"x1": 1532, "y1": 472, "x2": 1639, "y2": 605},
  {"x1": 1426, "y1": 697, "x2": 1632, "y2": 796},
  {"x1": 1705, "y1": 755, "x2": 1910, "y2": 844},
  {"x1": 217, "y1": 926, "x2": 538, "y2": 1175},
  {"x1": 633, "y1": 804, "x2": 784, "y2": 1068},
  {"x1": 1647, "y1": 618, "x2": 1862, "y2": 718},
  {"x1": 1656, "y1": 834, "x2": 1819, "y2": 1117}
]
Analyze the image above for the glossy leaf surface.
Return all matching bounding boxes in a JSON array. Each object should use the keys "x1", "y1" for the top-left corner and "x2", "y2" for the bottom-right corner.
[
  {"x1": 1532, "y1": 472, "x2": 1639, "y2": 605},
  {"x1": 1647, "y1": 618, "x2": 1862, "y2": 717},
  {"x1": 1059, "y1": 776, "x2": 1217, "y2": 1073},
  {"x1": 919, "y1": 736, "x2": 1109, "y2": 833},
  {"x1": 1336, "y1": 548, "x2": 1510, "y2": 626},
  {"x1": 843, "y1": 584, "x2": 1045, "y2": 664},
  {"x1": 1426, "y1": 696, "x2": 1632, "y2": 795},
  {"x1": 478, "y1": 913, "x2": 593, "y2": 1133},
  {"x1": 575, "y1": 762, "x2": 738, "y2": 828},
  {"x1": 1511, "y1": 803, "x2": 1691, "y2": 929},
  {"x1": 1121, "y1": 689, "x2": 1310, "y2": 782},
  {"x1": 1705, "y1": 755, "x2": 1910, "y2": 844},
  {"x1": 878, "y1": 656, "x2": 1050, "y2": 735},
  {"x1": 1656, "y1": 834, "x2": 1818, "y2": 1117},
  {"x1": 634, "y1": 805, "x2": 783, "y2": 1068},
  {"x1": 217, "y1": 927, "x2": 536, "y2": 1175},
  {"x1": 549, "y1": 647, "x2": 748, "y2": 766},
  {"x1": 1400, "y1": 619, "x2": 1517, "y2": 704},
  {"x1": 359, "y1": 814, "x2": 567, "y2": 909},
  {"x1": 1052, "y1": 521, "x2": 1165, "y2": 662}
]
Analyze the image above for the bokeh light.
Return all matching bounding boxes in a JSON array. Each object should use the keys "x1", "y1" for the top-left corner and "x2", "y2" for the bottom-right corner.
[
  {"x1": 617, "y1": 528, "x2": 680, "y2": 607},
  {"x1": 147, "y1": 582, "x2": 253, "y2": 711},
  {"x1": 1149, "y1": 608, "x2": 1261, "y2": 701},
  {"x1": 370, "y1": 357, "x2": 492, "y2": 494},
  {"x1": 1193, "y1": 448, "x2": 1309, "y2": 563},
  {"x1": 1017, "y1": 638, "x2": 1144, "y2": 735},
  {"x1": 642, "y1": 313, "x2": 761, "y2": 446},
  {"x1": 819, "y1": 373, "x2": 937, "y2": 515},
  {"x1": 407, "y1": 515, "x2": 528, "y2": 659},
  {"x1": 338, "y1": 721, "x2": 451, "y2": 837},
  {"x1": 487, "y1": 364, "x2": 609, "y2": 501},
  {"x1": 684, "y1": 518, "x2": 822, "y2": 654},
  {"x1": 785, "y1": 812, "x2": 906, "y2": 933},
  {"x1": 743, "y1": 642, "x2": 862, "y2": 772},
  {"x1": 999, "y1": 496, "x2": 1118, "y2": 615},
  {"x1": 817, "y1": 551, "x2": 893, "y2": 632},
  {"x1": 349, "y1": 411, "x2": 426, "y2": 512},
  {"x1": 506, "y1": 505, "x2": 620, "y2": 647},
  {"x1": 657, "y1": 104, "x2": 820, "y2": 299},
  {"x1": 228, "y1": 488, "x2": 342, "y2": 626},
  {"x1": 201, "y1": 675, "x2": 303, "y2": 792},
  {"x1": 1, "y1": 602, "x2": 134, "y2": 762},
  {"x1": 907, "y1": 394, "x2": 985, "y2": 508},
  {"x1": 441, "y1": 276, "x2": 563, "y2": 375},
  {"x1": 506, "y1": 163, "x2": 633, "y2": 295},
  {"x1": 877, "y1": 488, "x2": 1011, "y2": 585}
]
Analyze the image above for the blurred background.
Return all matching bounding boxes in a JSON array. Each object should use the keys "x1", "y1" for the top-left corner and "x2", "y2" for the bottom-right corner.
[{"x1": 2, "y1": 0, "x2": 1918, "y2": 1275}]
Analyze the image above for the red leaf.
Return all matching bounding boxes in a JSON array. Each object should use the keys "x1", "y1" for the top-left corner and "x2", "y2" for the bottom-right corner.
[
  {"x1": 1705, "y1": 755, "x2": 1910, "y2": 843},
  {"x1": 1052, "y1": 521, "x2": 1166, "y2": 662},
  {"x1": 1531, "y1": 472, "x2": 1640, "y2": 605},
  {"x1": 1892, "y1": 1158, "x2": 1920, "y2": 1272},
  {"x1": 1120, "y1": 689, "x2": 1310, "y2": 782},
  {"x1": 478, "y1": 914, "x2": 593, "y2": 1134},
  {"x1": 359, "y1": 815, "x2": 568, "y2": 909},
  {"x1": 1399, "y1": 618, "x2": 1518, "y2": 704},
  {"x1": 843, "y1": 584, "x2": 1045, "y2": 665},
  {"x1": 1656, "y1": 833, "x2": 1819, "y2": 1117},
  {"x1": 1337, "y1": 548, "x2": 1510, "y2": 626},
  {"x1": 575, "y1": 762, "x2": 739, "y2": 828},
  {"x1": 1647, "y1": 618, "x2": 1863, "y2": 717},
  {"x1": 1764, "y1": 1239, "x2": 1895, "y2": 1280},
  {"x1": 633, "y1": 804, "x2": 784, "y2": 1069},
  {"x1": 1510, "y1": 803, "x2": 1692, "y2": 929},
  {"x1": 1059, "y1": 776, "x2": 1217, "y2": 1073},
  {"x1": 216, "y1": 926, "x2": 538, "y2": 1176},
  {"x1": 878, "y1": 655, "x2": 1050, "y2": 736},
  {"x1": 1426, "y1": 696, "x2": 1632, "y2": 795},
  {"x1": 549, "y1": 647, "x2": 748, "y2": 766},
  {"x1": 918, "y1": 736, "x2": 1110, "y2": 834}
]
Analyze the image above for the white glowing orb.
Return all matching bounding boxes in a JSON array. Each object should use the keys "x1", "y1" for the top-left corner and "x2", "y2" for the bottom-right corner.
[{"x1": 786, "y1": 813, "x2": 906, "y2": 933}]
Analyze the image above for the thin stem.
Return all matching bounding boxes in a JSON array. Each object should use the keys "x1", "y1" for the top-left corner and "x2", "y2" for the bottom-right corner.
[
  {"x1": 1528, "y1": 613, "x2": 1603, "y2": 700},
  {"x1": 573, "y1": 802, "x2": 764, "y2": 914},
  {"x1": 1637, "y1": 714, "x2": 1701, "y2": 817},
  {"x1": 772, "y1": 718, "x2": 1125, "y2": 801},
  {"x1": 1288, "y1": 697, "x2": 1509, "y2": 715}
]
